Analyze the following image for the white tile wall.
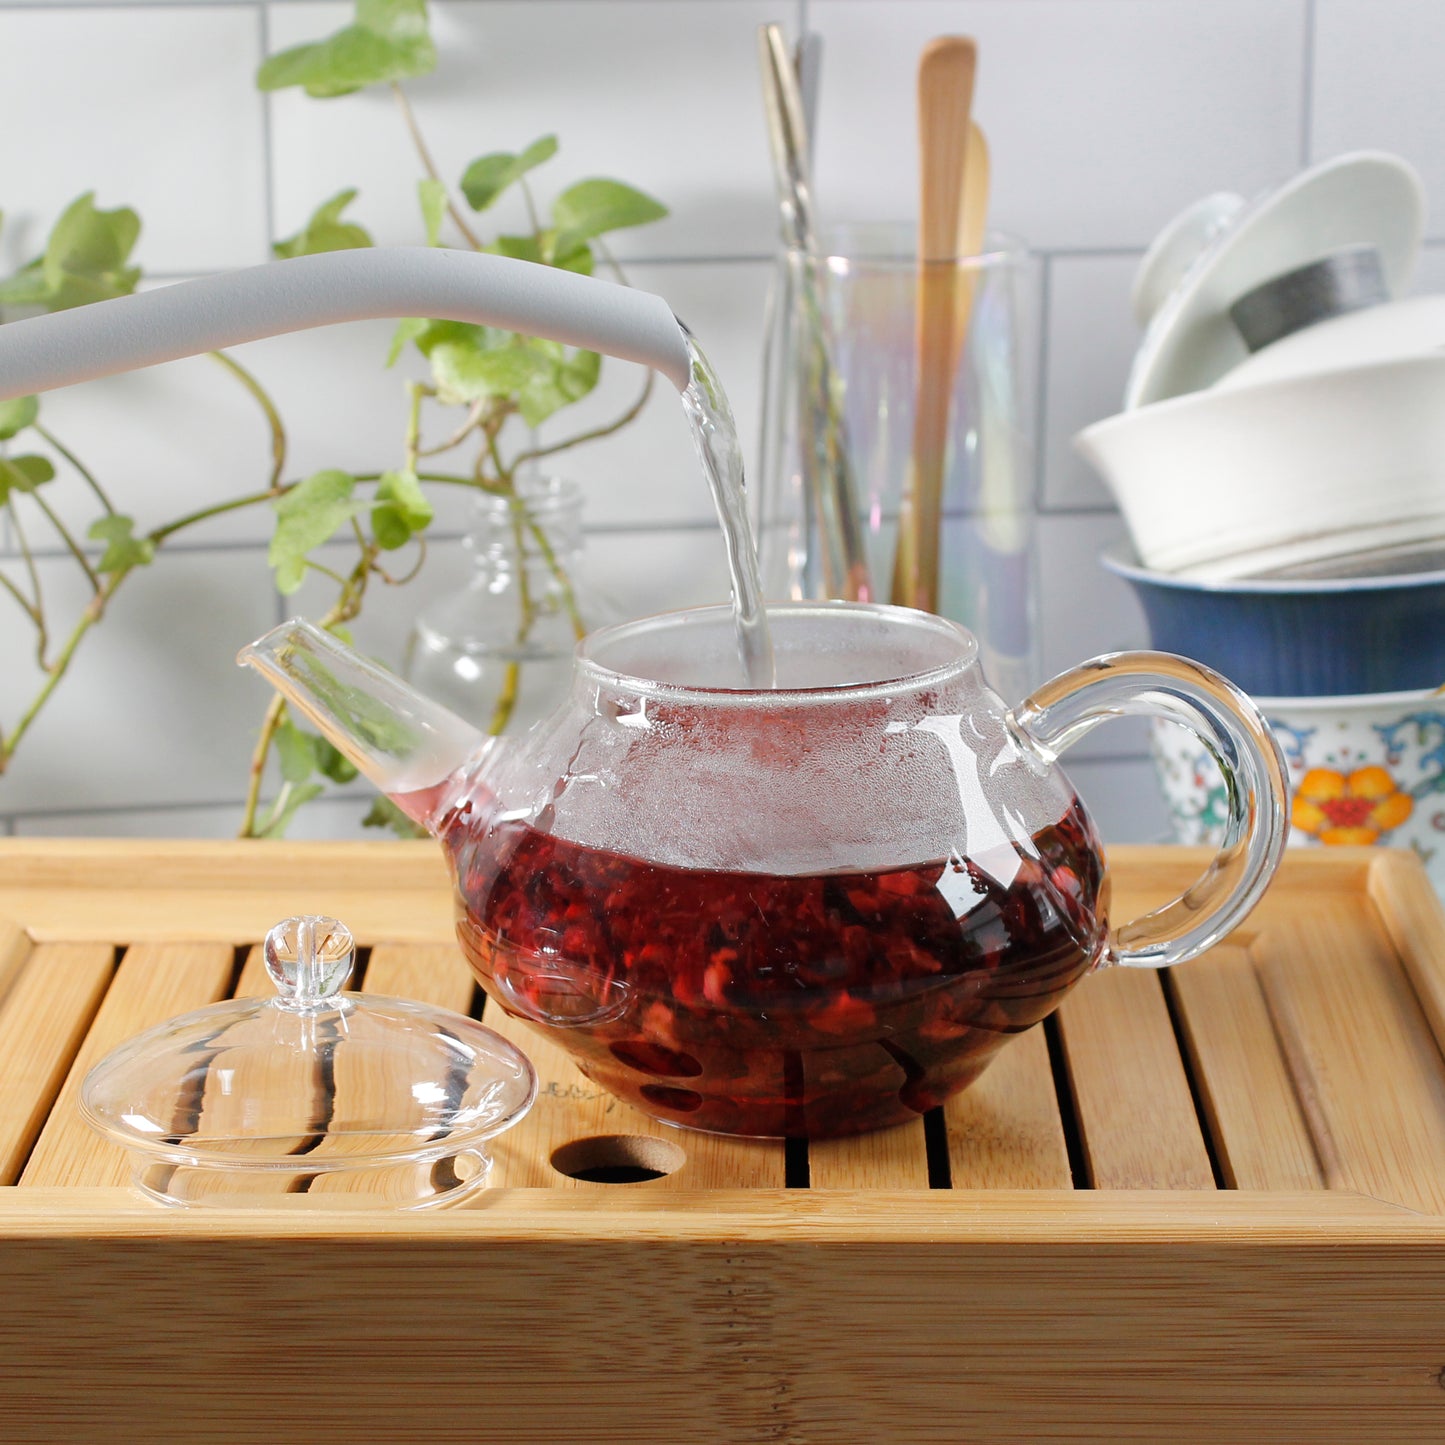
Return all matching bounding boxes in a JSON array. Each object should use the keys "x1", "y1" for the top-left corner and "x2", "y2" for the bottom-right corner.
[
  {"x1": 268, "y1": 1, "x2": 788, "y2": 260},
  {"x1": 1042, "y1": 254, "x2": 1142, "y2": 512},
  {"x1": 1312, "y1": 0, "x2": 1445, "y2": 236},
  {"x1": 1038, "y1": 510, "x2": 1151, "y2": 761},
  {"x1": 807, "y1": 0, "x2": 1308, "y2": 250},
  {"x1": 0, "y1": 7, "x2": 269, "y2": 275},
  {"x1": 0, "y1": 0, "x2": 1433, "y2": 846},
  {"x1": 0, "y1": 549, "x2": 280, "y2": 814}
]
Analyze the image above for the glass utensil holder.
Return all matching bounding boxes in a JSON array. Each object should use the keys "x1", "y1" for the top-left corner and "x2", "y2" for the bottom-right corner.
[{"x1": 756, "y1": 225, "x2": 1041, "y2": 700}]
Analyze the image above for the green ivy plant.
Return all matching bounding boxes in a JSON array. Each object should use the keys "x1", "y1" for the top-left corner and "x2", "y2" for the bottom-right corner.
[{"x1": 0, "y1": 0, "x2": 666, "y2": 838}]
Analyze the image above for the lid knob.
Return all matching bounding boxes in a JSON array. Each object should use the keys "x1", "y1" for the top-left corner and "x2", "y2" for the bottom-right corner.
[{"x1": 264, "y1": 915, "x2": 355, "y2": 1008}]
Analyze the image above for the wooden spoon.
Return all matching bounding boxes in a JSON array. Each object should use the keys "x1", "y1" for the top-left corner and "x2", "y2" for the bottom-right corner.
[{"x1": 892, "y1": 36, "x2": 977, "y2": 612}]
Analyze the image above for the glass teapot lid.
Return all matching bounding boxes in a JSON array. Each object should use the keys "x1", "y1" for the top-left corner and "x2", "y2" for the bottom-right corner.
[{"x1": 81, "y1": 915, "x2": 536, "y2": 1209}]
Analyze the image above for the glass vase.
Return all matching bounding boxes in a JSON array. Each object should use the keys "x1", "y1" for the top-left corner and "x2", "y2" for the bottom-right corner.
[{"x1": 403, "y1": 477, "x2": 617, "y2": 737}]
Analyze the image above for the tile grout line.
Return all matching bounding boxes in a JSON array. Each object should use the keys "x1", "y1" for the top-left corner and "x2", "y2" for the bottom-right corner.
[
  {"x1": 257, "y1": 1, "x2": 277, "y2": 254},
  {"x1": 136, "y1": 247, "x2": 1156, "y2": 280},
  {"x1": 0, "y1": 500, "x2": 1130, "y2": 566},
  {"x1": 2, "y1": 794, "x2": 370, "y2": 823},
  {"x1": 1033, "y1": 253, "x2": 1053, "y2": 513},
  {"x1": 1299, "y1": 0, "x2": 1317, "y2": 168},
  {"x1": 124, "y1": 242, "x2": 1445, "y2": 278}
]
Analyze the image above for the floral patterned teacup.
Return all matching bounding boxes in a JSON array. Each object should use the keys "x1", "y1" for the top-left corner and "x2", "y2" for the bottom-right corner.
[{"x1": 1151, "y1": 689, "x2": 1445, "y2": 894}]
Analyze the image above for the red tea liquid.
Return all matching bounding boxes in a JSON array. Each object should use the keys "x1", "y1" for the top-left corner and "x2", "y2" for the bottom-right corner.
[{"x1": 434, "y1": 796, "x2": 1107, "y2": 1137}]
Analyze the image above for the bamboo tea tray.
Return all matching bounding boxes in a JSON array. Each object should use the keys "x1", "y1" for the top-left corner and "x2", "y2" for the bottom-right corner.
[{"x1": 2, "y1": 840, "x2": 1445, "y2": 1442}]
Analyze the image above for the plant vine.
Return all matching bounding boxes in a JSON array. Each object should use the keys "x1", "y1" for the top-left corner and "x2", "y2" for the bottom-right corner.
[{"x1": 0, "y1": 0, "x2": 666, "y2": 837}]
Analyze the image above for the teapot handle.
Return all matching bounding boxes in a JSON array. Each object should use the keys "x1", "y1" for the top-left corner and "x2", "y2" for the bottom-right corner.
[{"x1": 1008, "y1": 651, "x2": 1289, "y2": 969}]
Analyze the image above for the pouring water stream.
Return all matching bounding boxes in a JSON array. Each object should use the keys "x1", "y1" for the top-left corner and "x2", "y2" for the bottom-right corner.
[{"x1": 678, "y1": 331, "x2": 774, "y2": 686}]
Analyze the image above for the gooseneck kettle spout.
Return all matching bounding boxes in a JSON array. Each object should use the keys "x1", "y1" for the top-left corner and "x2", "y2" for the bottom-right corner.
[{"x1": 0, "y1": 246, "x2": 695, "y2": 400}]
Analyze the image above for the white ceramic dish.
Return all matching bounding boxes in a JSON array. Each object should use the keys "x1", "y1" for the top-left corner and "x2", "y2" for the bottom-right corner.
[
  {"x1": 1124, "y1": 151, "x2": 1424, "y2": 410},
  {"x1": 1077, "y1": 351, "x2": 1445, "y2": 580}
]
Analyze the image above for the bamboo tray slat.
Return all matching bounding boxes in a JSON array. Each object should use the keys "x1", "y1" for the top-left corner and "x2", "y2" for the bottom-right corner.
[
  {"x1": 1, "y1": 839, "x2": 1445, "y2": 1442},
  {"x1": 1057, "y1": 965, "x2": 1216, "y2": 1189}
]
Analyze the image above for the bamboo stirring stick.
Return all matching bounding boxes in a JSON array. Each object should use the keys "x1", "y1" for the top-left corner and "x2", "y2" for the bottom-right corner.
[{"x1": 892, "y1": 36, "x2": 977, "y2": 612}]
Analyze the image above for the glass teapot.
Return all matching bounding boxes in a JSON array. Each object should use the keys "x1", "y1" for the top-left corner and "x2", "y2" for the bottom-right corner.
[{"x1": 240, "y1": 603, "x2": 1287, "y2": 1139}]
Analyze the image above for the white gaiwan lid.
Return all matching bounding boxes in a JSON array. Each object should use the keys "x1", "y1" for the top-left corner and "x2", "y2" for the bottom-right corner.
[
  {"x1": 1125, "y1": 151, "x2": 1425, "y2": 409},
  {"x1": 81, "y1": 915, "x2": 536, "y2": 1209}
]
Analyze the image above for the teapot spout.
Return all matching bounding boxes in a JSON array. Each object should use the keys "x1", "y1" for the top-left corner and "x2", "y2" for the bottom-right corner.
[{"x1": 237, "y1": 618, "x2": 491, "y2": 835}]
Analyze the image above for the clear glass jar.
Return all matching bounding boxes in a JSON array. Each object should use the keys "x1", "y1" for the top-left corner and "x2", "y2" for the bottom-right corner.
[
  {"x1": 754, "y1": 224, "x2": 1042, "y2": 702},
  {"x1": 404, "y1": 477, "x2": 617, "y2": 737}
]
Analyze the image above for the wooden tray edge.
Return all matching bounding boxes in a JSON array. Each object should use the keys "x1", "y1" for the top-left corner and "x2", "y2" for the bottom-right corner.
[{"x1": 0, "y1": 1185, "x2": 1437, "y2": 1242}]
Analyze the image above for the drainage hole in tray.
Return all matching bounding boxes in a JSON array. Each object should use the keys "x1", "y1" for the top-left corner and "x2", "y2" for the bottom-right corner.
[{"x1": 550, "y1": 1134, "x2": 687, "y2": 1185}]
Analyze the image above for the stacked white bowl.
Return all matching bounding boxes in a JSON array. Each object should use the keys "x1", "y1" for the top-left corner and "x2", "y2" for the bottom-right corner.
[{"x1": 1075, "y1": 152, "x2": 1445, "y2": 890}]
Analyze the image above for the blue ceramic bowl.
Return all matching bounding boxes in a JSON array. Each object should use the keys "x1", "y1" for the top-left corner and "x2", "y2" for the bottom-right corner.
[{"x1": 1102, "y1": 542, "x2": 1445, "y2": 697}]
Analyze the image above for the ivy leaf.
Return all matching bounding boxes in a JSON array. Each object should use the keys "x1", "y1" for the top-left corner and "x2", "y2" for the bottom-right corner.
[
  {"x1": 553, "y1": 240, "x2": 594, "y2": 277},
  {"x1": 273, "y1": 189, "x2": 373, "y2": 259},
  {"x1": 258, "y1": 782, "x2": 326, "y2": 839},
  {"x1": 411, "y1": 319, "x2": 482, "y2": 352},
  {"x1": 0, "y1": 455, "x2": 56, "y2": 505},
  {"x1": 44, "y1": 193, "x2": 142, "y2": 298},
  {"x1": 0, "y1": 395, "x2": 38, "y2": 441},
  {"x1": 550, "y1": 178, "x2": 666, "y2": 259},
  {"x1": 313, "y1": 734, "x2": 359, "y2": 784},
  {"x1": 386, "y1": 316, "x2": 429, "y2": 367},
  {"x1": 460, "y1": 135, "x2": 558, "y2": 212},
  {"x1": 274, "y1": 719, "x2": 318, "y2": 784},
  {"x1": 268, "y1": 469, "x2": 361, "y2": 595},
  {"x1": 275, "y1": 720, "x2": 358, "y2": 787},
  {"x1": 87, "y1": 514, "x2": 156, "y2": 573},
  {"x1": 256, "y1": 0, "x2": 435, "y2": 98},
  {"x1": 494, "y1": 229, "x2": 592, "y2": 275},
  {"x1": 517, "y1": 344, "x2": 602, "y2": 427},
  {"x1": 0, "y1": 260, "x2": 54, "y2": 309},
  {"x1": 371, "y1": 467, "x2": 433, "y2": 550},
  {"x1": 421, "y1": 325, "x2": 549, "y2": 404},
  {"x1": 487, "y1": 233, "x2": 544, "y2": 265},
  {"x1": 417, "y1": 178, "x2": 447, "y2": 247},
  {"x1": 286, "y1": 646, "x2": 421, "y2": 759},
  {"x1": 0, "y1": 194, "x2": 142, "y2": 313},
  {"x1": 362, "y1": 795, "x2": 428, "y2": 839}
]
